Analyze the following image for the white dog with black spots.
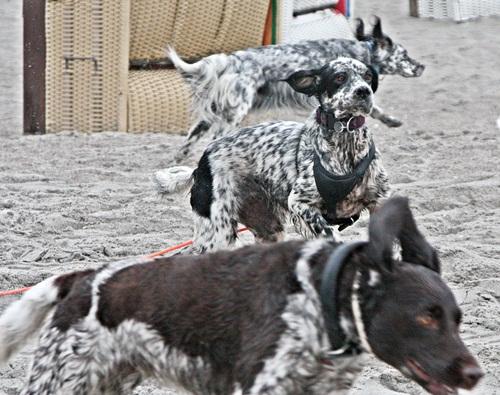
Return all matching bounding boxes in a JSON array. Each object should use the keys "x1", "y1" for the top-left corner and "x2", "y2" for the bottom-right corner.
[
  {"x1": 155, "y1": 57, "x2": 390, "y2": 254},
  {"x1": 170, "y1": 17, "x2": 425, "y2": 161}
]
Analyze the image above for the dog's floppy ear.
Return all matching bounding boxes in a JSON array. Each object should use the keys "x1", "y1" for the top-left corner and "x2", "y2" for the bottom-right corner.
[
  {"x1": 355, "y1": 18, "x2": 365, "y2": 40},
  {"x1": 371, "y1": 16, "x2": 383, "y2": 40},
  {"x1": 366, "y1": 197, "x2": 441, "y2": 274},
  {"x1": 368, "y1": 65, "x2": 379, "y2": 93},
  {"x1": 284, "y1": 69, "x2": 320, "y2": 96}
]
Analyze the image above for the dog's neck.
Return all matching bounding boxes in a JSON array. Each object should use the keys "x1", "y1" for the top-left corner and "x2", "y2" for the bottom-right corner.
[
  {"x1": 335, "y1": 253, "x2": 378, "y2": 354},
  {"x1": 359, "y1": 39, "x2": 379, "y2": 69},
  {"x1": 305, "y1": 112, "x2": 373, "y2": 175},
  {"x1": 309, "y1": 244, "x2": 381, "y2": 356}
]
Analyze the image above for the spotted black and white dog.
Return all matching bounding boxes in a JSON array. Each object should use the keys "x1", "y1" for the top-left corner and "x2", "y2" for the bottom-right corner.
[
  {"x1": 155, "y1": 57, "x2": 389, "y2": 253},
  {"x1": 0, "y1": 198, "x2": 484, "y2": 394},
  {"x1": 171, "y1": 17, "x2": 425, "y2": 161}
]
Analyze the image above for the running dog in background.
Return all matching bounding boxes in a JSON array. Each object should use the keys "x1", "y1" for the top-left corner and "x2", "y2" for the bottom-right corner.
[
  {"x1": 155, "y1": 57, "x2": 389, "y2": 254},
  {"x1": 0, "y1": 198, "x2": 483, "y2": 394},
  {"x1": 171, "y1": 17, "x2": 425, "y2": 161}
]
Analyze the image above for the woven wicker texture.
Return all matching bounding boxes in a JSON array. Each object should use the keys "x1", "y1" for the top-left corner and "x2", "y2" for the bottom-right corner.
[
  {"x1": 417, "y1": 0, "x2": 500, "y2": 21},
  {"x1": 127, "y1": 0, "x2": 270, "y2": 133},
  {"x1": 129, "y1": 0, "x2": 177, "y2": 60},
  {"x1": 128, "y1": 70, "x2": 191, "y2": 133},
  {"x1": 73, "y1": 0, "x2": 93, "y2": 132},
  {"x1": 45, "y1": 0, "x2": 65, "y2": 132},
  {"x1": 46, "y1": 0, "x2": 269, "y2": 133},
  {"x1": 101, "y1": 0, "x2": 129, "y2": 132},
  {"x1": 215, "y1": 0, "x2": 270, "y2": 53},
  {"x1": 129, "y1": 0, "x2": 270, "y2": 60},
  {"x1": 417, "y1": 0, "x2": 451, "y2": 18},
  {"x1": 46, "y1": 0, "x2": 128, "y2": 133}
]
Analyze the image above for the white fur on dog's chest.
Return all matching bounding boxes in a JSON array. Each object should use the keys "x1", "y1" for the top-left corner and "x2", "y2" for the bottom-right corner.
[
  {"x1": 311, "y1": 354, "x2": 368, "y2": 394},
  {"x1": 247, "y1": 245, "x2": 367, "y2": 394},
  {"x1": 335, "y1": 165, "x2": 379, "y2": 216},
  {"x1": 248, "y1": 292, "x2": 365, "y2": 394}
]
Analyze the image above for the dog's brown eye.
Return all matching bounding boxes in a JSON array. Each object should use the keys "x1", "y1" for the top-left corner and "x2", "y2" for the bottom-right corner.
[
  {"x1": 364, "y1": 72, "x2": 372, "y2": 82},
  {"x1": 335, "y1": 73, "x2": 346, "y2": 84},
  {"x1": 416, "y1": 314, "x2": 438, "y2": 329}
]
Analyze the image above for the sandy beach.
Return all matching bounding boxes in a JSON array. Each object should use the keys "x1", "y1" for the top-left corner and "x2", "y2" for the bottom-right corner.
[{"x1": 0, "y1": 0, "x2": 499, "y2": 394}]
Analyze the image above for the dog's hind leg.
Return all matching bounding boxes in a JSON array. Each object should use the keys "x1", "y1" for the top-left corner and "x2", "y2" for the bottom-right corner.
[
  {"x1": 216, "y1": 77, "x2": 258, "y2": 138},
  {"x1": 176, "y1": 73, "x2": 259, "y2": 162},
  {"x1": 175, "y1": 120, "x2": 211, "y2": 162},
  {"x1": 200, "y1": 74, "x2": 259, "y2": 145},
  {"x1": 22, "y1": 330, "x2": 94, "y2": 395},
  {"x1": 99, "y1": 372, "x2": 142, "y2": 395},
  {"x1": 174, "y1": 89, "x2": 254, "y2": 163},
  {"x1": 237, "y1": 177, "x2": 285, "y2": 243},
  {"x1": 249, "y1": 228, "x2": 285, "y2": 244},
  {"x1": 370, "y1": 104, "x2": 402, "y2": 127},
  {"x1": 175, "y1": 113, "x2": 245, "y2": 162},
  {"x1": 191, "y1": 213, "x2": 238, "y2": 254},
  {"x1": 191, "y1": 173, "x2": 242, "y2": 253}
]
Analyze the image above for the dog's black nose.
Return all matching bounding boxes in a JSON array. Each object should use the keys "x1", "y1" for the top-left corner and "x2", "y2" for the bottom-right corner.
[
  {"x1": 415, "y1": 64, "x2": 425, "y2": 76},
  {"x1": 354, "y1": 87, "x2": 371, "y2": 99},
  {"x1": 460, "y1": 365, "x2": 484, "y2": 389}
]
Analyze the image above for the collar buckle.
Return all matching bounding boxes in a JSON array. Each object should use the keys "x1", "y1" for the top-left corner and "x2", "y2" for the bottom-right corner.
[
  {"x1": 327, "y1": 343, "x2": 351, "y2": 357},
  {"x1": 324, "y1": 341, "x2": 364, "y2": 362},
  {"x1": 333, "y1": 121, "x2": 344, "y2": 133},
  {"x1": 316, "y1": 108, "x2": 365, "y2": 132}
]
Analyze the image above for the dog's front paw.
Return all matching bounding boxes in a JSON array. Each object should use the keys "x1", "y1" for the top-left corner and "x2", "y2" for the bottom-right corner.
[
  {"x1": 320, "y1": 226, "x2": 338, "y2": 240},
  {"x1": 382, "y1": 116, "x2": 403, "y2": 128}
]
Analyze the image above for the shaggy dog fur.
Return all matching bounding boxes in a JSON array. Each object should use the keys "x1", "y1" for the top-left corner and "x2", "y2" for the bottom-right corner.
[
  {"x1": 171, "y1": 17, "x2": 425, "y2": 161},
  {"x1": 0, "y1": 198, "x2": 483, "y2": 394},
  {"x1": 155, "y1": 57, "x2": 389, "y2": 254}
]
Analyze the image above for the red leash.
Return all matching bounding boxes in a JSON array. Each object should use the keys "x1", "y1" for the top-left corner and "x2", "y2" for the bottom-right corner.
[
  {"x1": 0, "y1": 228, "x2": 248, "y2": 298},
  {"x1": 0, "y1": 287, "x2": 33, "y2": 297}
]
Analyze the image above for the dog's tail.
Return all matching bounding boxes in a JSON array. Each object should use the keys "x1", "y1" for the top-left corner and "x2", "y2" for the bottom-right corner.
[
  {"x1": 167, "y1": 46, "x2": 203, "y2": 76},
  {"x1": 168, "y1": 46, "x2": 228, "y2": 83},
  {"x1": 0, "y1": 276, "x2": 60, "y2": 364},
  {"x1": 167, "y1": 46, "x2": 229, "y2": 98},
  {"x1": 153, "y1": 166, "x2": 194, "y2": 194}
]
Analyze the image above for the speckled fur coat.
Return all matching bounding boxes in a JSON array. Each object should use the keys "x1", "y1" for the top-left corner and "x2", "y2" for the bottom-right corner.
[
  {"x1": 170, "y1": 17, "x2": 425, "y2": 160},
  {"x1": 155, "y1": 58, "x2": 390, "y2": 254},
  {"x1": 0, "y1": 198, "x2": 482, "y2": 395}
]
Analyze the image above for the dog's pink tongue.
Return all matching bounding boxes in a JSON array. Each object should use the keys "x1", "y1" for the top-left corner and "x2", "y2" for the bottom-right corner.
[{"x1": 350, "y1": 116, "x2": 365, "y2": 130}]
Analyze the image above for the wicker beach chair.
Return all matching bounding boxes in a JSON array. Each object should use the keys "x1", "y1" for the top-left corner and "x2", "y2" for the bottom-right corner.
[{"x1": 25, "y1": 0, "x2": 270, "y2": 134}]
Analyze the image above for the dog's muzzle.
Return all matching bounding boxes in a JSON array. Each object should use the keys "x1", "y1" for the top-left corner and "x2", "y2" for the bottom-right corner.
[{"x1": 415, "y1": 64, "x2": 425, "y2": 77}]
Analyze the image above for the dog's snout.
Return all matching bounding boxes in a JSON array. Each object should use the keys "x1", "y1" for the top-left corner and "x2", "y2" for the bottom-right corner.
[
  {"x1": 460, "y1": 364, "x2": 484, "y2": 389},
  {"x1": 354, "y1": 87, "x2": 371, "y2": 99},
  {"x1": 415, "y1": 64, "x2": 425, "y2": 76}
]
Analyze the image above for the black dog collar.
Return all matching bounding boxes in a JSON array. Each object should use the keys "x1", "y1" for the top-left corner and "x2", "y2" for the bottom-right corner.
[
  {"x1": 315, "y1": 107, "x2": 366, "y2": 133},
  {"x1": 320, "y1": 241, "x2": 367, "y2": 358},
  {"x1": 313, "y1": 142, "x2": 376, "y2": 228}
]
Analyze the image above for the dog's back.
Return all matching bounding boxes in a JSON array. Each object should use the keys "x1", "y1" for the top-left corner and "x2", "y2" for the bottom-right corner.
[{"x1": 0, "y1": 242, "x2": 310, "y2": 393}]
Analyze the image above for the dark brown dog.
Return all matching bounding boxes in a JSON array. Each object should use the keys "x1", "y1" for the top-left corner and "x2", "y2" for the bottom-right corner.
[{"x1": 0, "y1": 197, "x2": 482, "y2": 394}]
